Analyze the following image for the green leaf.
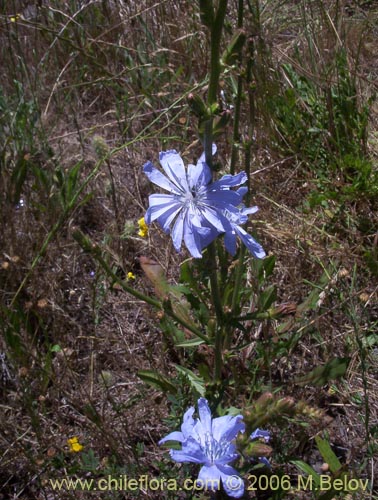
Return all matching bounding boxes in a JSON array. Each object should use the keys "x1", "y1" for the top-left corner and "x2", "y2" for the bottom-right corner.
[
  {"x1": 315, "y1": 436, "x2": 342, "y2": 474},
  {"x1": 297, "y1": 269, "x2": 333, "y2": 314},
  {"x1": 295, "y1": 357, "x2": 350, "y2": 387},
  {"x1": 221, "y1": 30, "x2": 246, "y2": 66},
  {"x1": 255, "y1": 254, "x2": 276, "y2": 282},
  {"x1": 175, "y1": 338, "x2": 205, "y2": 348},
  {"x1": 137, "y1": 369, "x2": 177, "y2": 394},
  {"x1": 159, "y1": 316, "x2": 185, "y2": 344},
  {"x1": 291, "y1": 460, "x2": 321, "y2": 489},
  {"x1": 174, "y1": 365, "x2": 205, "y2": 396},
  {"x1": 258, "y1": 285, "x2": 277, "y2": 311},
  {"x1": 263, "y1": 255, "x2": 276, "y2": 279},
  {"x1": 66, "y1": 161, "x2": 83, "y2": 202},
  {"x1": 11, "y1": 156, "x2": 28, "y2": 203}
]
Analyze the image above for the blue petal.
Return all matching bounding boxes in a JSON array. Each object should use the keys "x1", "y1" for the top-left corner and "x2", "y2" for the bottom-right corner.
[
  {"x1": 210, "y1": 171, "x2": 247, "y2": 190},
  {"x1": 145, "y1": 196, "x2": 182, "y2": 224},
  {"x1": 187, "y1": 162, "x2": 212, "y2": 190},
  {"x1": 224, "y1": 230, "x2": 237, "y2": 256},
  {"x1": 183, "y1": 220, "x2": 207, "y2": 258},
  {"x1": 197, "y1": 398, "x2": 212, "y2": 434},
  {"x1": 216, "y1": 464, "x2": 245, "y2": 498},
  {"x1": 236, "y1": 186, "x2": 248, "y2": 197},
  {"x1": 234, "y1": 226, "x2": 266, "y2": 258},
  {"x1": 159, "y1": 431, "x2": 185, "y2": 444},
  {"x1": 200, "y1": 206, "x2": 227, "y2": 232},
  {"x1": 171, "y1": 211, "x2": 185, "y2": 251},
  {"x1": 250, "y1": 428, "x2": 270, "y2": 442},
  {"x1": 188, "y1": 144, "x2": 216, "y2": 188},
  {"x1": 144, "y1": 162, "x2": 181, "y2": 194},
  {"x1": 156, "y1": 204, "x2": 182, "y2": 232},
  {"x1": 170, "y1": 436, "x2": 208, "y2": 464},
  {"x1": 159, "y1": 150, "x2": 189, "y2": 193},
  {"x1": 214, "y1": 448, "x2": 240, "y2": 465},
  {"x1": 205, "y1": 190, "x2": 243, "y2": 207},
  {"x1": 181, "y1": 407, "x2": 196, "y2": 438},
  {"x1": 197, "y1": 224, "x2": 219, "y2": 251},
  {"x1": 197, "y1": 464, "x2": 221, "y2": 492},
  {"x1": 241, "y1": 206, "x2": 259, "y2": 216},
  {"x1": 212, "y1": 415, "x2": 245, "y2": 443}
]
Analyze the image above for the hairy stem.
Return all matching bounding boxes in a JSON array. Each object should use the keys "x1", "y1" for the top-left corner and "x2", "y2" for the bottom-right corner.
[{"x1": 203, "y1": 0, "x2": 229, "y2": 381}]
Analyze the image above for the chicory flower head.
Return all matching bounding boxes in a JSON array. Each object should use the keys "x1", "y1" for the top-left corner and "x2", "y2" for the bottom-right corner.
[
  {"x1": 143, "y1": 148, "x2": 265, "y2": 259},
  {"x1": 159, "y1": 398, "x2": 245, "y2": 498}
]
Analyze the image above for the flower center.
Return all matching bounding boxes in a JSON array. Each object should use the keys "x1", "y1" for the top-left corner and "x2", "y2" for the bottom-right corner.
[
  {"x1": 184, "y1": 191, "x2": 194, "y2": 201},
  {"x1": 203, "y1": 432, "x2": 230, "y2": 464}
]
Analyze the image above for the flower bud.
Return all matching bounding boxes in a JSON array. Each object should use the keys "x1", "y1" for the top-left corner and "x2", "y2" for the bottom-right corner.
[
  {"x1": 244, "y1": 441, "x2": 272, "y2": 458},
  {"x1": 276, "y1": 397, "x2": 295, "y2": 414},
  {"x1": 188, "y1": 93, "x2": 209, "y2": 120}
]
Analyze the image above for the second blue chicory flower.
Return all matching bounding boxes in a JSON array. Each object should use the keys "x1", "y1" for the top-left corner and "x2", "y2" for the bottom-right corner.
[
  {"x1": 159, "y1": 397, "x2": 246, "y2": 497},
  {"x1": 159, "y1": 398, "x2": 271, "y2": 497}
]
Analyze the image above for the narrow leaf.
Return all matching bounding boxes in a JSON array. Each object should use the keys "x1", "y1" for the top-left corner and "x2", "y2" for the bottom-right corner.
[
  {"x1": 315, "y1": 436, "x2": 342, "y2": 474},
  {"x1": 291, "y1": 460, "x2": 321, "y2": 489},
  {"x1": 175, "y1": 338, "x2": 205, "y2": 348},
  {"x1": 137, "y1": 369, "x2": 177, "y2": 394},
  {"x1": 175, "y1": 365, "x2": 205, "y2": 396}
]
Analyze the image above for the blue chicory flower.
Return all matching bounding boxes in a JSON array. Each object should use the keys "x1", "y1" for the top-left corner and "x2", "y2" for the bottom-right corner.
[
  {"x1": 143, "y1": 148, "x2": 264, "y2": 259},
  {"x1": 159, "y1": 398, "x2": 245, "y2": 498}
]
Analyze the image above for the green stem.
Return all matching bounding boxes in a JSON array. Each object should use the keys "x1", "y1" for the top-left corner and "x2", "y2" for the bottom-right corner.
[
  {"x1": 230, "y1": 75, "x2": 243, "y2": 175},
  {"x1": 206, "y1": 242, "x2": 224, "y2": 381},
  {"x1": 204, "y1": 0, "x2": 228, "y2": 381},
  {"x1": 207, "y1": 243, "x2": 224, "y2": 323},
  {"x1": 230, "y1": 0, "x2": 244, "y2": 175},
  {"x1": 207, "y1": 0, "x2": 228, "y2": 106}
]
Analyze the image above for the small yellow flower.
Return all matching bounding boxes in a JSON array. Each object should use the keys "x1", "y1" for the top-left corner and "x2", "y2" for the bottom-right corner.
[
  {"x1": 137, "y1": 217, "x2": 148, "y2": 238},
  {"x1": 10, "y1": 14, "x2": 21, "y2": 22},
  {"x1": 67, "y1": 436, "x2": 83, "y2": 453},
  {"x1": 127, "y1": 272, "x2": 136, "y2": 281}
]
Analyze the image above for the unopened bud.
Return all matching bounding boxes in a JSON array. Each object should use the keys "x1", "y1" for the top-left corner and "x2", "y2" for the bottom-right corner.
[
  {"x1": 276, "y1": 397, "x2": 295, "y2": 413},
  {"x1": 188, "y1": 93, "x2": 209, "y2": 120},
  {"x1": 256, "y1": 392, "x2": 274, "y2": 409},
  {"x1": 244, "y1": 442, "x2": 272, "y2": 458}
]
